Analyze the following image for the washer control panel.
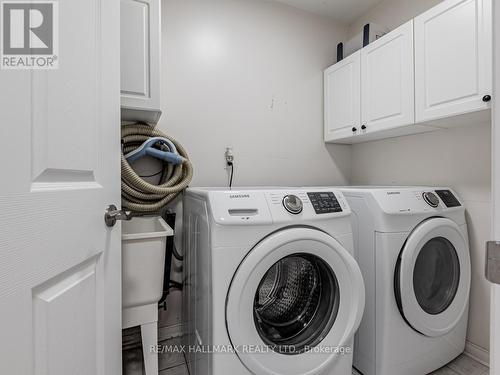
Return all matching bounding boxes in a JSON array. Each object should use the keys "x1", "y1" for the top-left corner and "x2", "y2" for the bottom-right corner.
[
  {"x1": 282, "y1": 195, "x2": 303, "y2": 214},
  {"x1": 307, "y1": 192, "x2": 343, "y2": 214}
]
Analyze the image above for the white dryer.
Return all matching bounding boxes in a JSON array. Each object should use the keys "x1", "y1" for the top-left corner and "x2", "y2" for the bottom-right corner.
[
  {"x1": 341, "y1": 187, "x2": 471, "y2": 375},
  {"x1": 182, "y1": 188, "x2": 365, "y2": 375}
]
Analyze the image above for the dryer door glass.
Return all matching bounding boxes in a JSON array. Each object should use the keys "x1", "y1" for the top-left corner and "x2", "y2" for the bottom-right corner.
[
  {"x1": 413, "y1": 237, "x2": 460, "y2": 315},
  {"x1": 253, "y1": 253, "x2": 340, "y2": 354},
  {"x1": 395, "y1": 218, "x2": 470, "y2": 337}
]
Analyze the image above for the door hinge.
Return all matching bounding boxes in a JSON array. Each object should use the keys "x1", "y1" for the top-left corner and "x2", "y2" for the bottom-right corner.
[{"x1": 486, "y1": 241, "x2": 500, "y2": 285}]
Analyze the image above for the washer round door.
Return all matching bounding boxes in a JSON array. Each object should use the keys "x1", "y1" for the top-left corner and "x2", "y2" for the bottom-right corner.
[
  {"x1": 395, "y1": 218, "x2": 471, "y2": 337},
  {"x1": 226, "y1": 227, "x2": 365, "y2": 375}
]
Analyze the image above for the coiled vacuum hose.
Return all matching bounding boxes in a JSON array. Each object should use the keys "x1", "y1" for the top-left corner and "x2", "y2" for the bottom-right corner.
[{"x1": 121, "y1": 123, "x2": 193, "y2": 214}]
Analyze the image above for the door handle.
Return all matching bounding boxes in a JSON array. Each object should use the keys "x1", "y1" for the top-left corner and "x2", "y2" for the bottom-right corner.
[
  {"x1": 104, "y1": 204, "x2": 133, "y2": 227},
  {"x1": 486, "y1": 241, "x2": 500, "y2": 284}
]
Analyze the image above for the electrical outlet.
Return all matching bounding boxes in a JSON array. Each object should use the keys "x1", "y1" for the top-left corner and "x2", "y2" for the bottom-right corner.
[{"x1": 225, "y1": 147, "x2": 234, "y2": 164}]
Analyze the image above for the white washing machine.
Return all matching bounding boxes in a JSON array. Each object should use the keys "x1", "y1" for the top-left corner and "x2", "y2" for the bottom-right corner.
[
  {"x1": 340, "y1": 187, "x2": 471, "y2": 375},
  {"x1": 182, "y1": 188, "x2": 365, "y2": 375}
]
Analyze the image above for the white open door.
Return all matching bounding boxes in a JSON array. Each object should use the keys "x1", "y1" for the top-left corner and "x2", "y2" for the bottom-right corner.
[
  {"x1": 492, "y1": 0, "x2": 500, "y2": 374},
  {"x1": 0, "y1": 0, "x2": 121, "y2": 374}
]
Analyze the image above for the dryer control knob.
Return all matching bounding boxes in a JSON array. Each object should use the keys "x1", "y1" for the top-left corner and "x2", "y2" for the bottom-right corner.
[
  {"x1": 283, "y1": 195, "x2": 303, "y2": 214},
  {"x1": 423, "y1": 192, "x2": 439, "y2": 208}
]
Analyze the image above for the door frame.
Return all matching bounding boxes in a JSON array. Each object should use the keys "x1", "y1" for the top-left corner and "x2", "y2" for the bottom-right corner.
[{"x1": 491, "y1": 0, "x2": 500, "y2": 373}]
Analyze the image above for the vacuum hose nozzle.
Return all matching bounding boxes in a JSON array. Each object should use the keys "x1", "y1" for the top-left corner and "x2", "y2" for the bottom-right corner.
[{"x1": 121, "y1": 124, "x2": 193, "y2": 214}]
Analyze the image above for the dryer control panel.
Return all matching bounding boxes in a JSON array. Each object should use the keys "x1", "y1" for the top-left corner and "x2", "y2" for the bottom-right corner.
[
  {"x1": 435, "y1": 190, "x2": 461, "y2": 208},
  {"x1": 358, "y1": 187, "x2": 463, "y2": 214}
]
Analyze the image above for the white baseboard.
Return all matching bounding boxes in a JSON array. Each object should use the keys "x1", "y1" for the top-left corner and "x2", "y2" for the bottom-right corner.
[
  {"x1": 158, "y1": 323, "x2": 183, "y2": 342},
  {"x1": 464, "y1": 340, "x2": 490, "y2": 367}
]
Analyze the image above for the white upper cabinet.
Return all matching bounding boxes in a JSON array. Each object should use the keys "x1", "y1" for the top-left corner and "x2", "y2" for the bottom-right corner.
[
  {"x1": 324, "y1": 0, "x2": 492, "y2": 144},
  {"x1": 414, "y1": 0, "x2": 492, "y2": 123},
  {"x1": 324, "y1": 51, "x2": 361, "y2": 142},
  {"x1": 361, "y1": 21, "x2": 415, "y2": 133},
  {"x1": 121, "y1": 0, "x2": 161, "y2": 123}
]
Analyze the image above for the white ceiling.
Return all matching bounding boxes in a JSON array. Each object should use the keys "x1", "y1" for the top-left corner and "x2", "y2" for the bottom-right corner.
[{"x1": 270, "y1": 0, "x2": 384, "y2": 24}]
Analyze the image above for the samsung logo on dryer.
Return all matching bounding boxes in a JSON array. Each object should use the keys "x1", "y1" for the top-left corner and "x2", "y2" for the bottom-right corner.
[
  {"x1": 386, "y1": 192, "x2": 401, "y2": 195},
  {"x1": 229, "y1": 194, "x2": 250, "y2": 199}
]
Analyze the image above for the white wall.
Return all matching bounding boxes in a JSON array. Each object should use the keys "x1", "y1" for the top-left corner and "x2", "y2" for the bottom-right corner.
[
  {"x1": 348, "y1": 0, "x2": 442, "y2": 36},
  {"x1": 158, "y1": 0, "x2": 351, "y2": 188},
  {"x1": 348, "y1": 0, "x2": 492, "y2": 355}
]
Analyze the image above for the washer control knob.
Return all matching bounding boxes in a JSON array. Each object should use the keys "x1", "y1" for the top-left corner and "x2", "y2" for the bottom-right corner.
[
  {"x1": 422, "y1": 192, "x2": 439, "y2": 208},
  {"x1": 283, "y1": 195, "x2": 303, "y2": 214}
]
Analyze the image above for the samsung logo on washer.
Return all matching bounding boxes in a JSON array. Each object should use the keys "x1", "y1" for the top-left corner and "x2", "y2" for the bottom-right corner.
[
  {"x1": 386, "y1": 192, "x2": 401, "y2": 195},
  {"x1": 229, "y1": 194, "x2": 250, "y2": 199}
]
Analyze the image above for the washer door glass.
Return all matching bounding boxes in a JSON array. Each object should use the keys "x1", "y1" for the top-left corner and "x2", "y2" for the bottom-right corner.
[
  {"x1": 226, "y1": 227, "x2": 365, "y2": 375},
  {"x1": 413, "y1": 237, "x2": 460, "y2": 315},
  {"x1": 253, "y1": 254, "x2": 339, "y2": 354}
]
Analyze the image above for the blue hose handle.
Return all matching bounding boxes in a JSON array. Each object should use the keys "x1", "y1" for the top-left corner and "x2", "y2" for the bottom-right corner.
[
  {"x1": 125, "y1": 138, "x2": 183, "y2": 165},
  {"x1": 145, "y1": 147, "x2": 184, "y2": 164}
]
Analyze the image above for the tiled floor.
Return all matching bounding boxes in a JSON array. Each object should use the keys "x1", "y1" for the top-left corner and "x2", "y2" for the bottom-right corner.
[
  {"x1": 431, "y1": 353, "x2": 489, "y2": 375},
  {"x1": 352, "y1": 354, "x2": 489, "y2": 375},
  {"x1": 122, "y1": 328, "x2": 189, "y2": 375},
  {"x1": 123, "y1": 333, "x2": 489, "y2": 375}
]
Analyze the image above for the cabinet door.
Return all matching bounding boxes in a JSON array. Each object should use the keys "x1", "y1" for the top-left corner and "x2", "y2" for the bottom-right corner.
[
  {"x1": 324, "y1": 51, "x2": 361, "y2": 142},
  {"x1": 414, "y1": 0, "x2": 492, "y2": 122},
  {"x1": 120, "y1": 0, "x2": 160, "y2": 112},
  {"x1": 361, "y1": 21, "x2": 415, "y2": 133}
]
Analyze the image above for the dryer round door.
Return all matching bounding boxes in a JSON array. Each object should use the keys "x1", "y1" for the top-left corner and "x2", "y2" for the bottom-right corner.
[
  {"x1": 226, "y1": 227, "x2": 365, "y2": 375},
  {"x1": 395, "y1": 218, "x2": 471, "y2": 337}
]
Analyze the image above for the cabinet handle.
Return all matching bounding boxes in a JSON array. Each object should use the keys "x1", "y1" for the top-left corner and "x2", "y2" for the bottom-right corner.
[
  {"x1": 483, "y1": 95, "x2": 492, "y2": 102},
  {"x1": 352, "y1": 127, "x2": 357, "y2": 132},
  {"x1": 361, "y1": 125, "x2": 367, "y2": 130}
]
